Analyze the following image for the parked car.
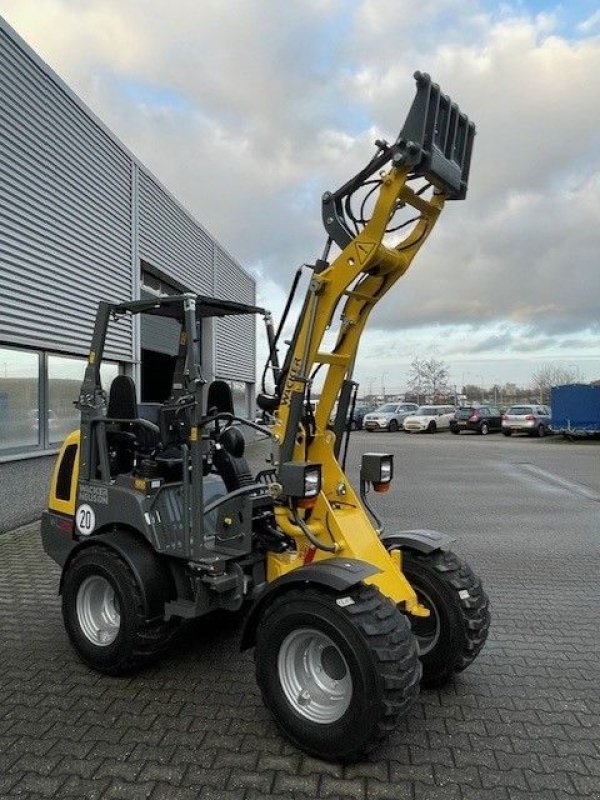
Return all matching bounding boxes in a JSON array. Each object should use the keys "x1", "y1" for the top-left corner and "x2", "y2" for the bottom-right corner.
[
  {"x1": 363, "y1": 402, "x2": 418, "y2": 432},
  {"x1": 502, "y1": 404, "x2": 551, "y2": 437},
  {"x1": 450, "y1": 405, "x2": 503, "y2": 435},
  {"x1": 403, "y1": 405, "x2": 456, "y2": 433},
  {"x1": 351, "y1": 404, "x2": 377, "y2": 430}
]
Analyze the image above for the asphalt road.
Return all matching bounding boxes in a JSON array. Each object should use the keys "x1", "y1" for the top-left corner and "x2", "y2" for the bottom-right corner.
[{"x1": 1, "y1": 432, "x2": 599, "y2": 799}]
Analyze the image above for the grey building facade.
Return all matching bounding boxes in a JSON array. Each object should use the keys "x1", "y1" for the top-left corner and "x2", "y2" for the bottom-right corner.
[{"x1": 0, "y1": 17, "x2": 256, "y2": 531}]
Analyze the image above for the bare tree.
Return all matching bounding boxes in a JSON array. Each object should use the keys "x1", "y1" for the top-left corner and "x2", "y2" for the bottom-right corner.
[
  {"x1": 530, "y1": 364, "x2": 579, "y2": 404},
  {"x1": 408, "y1": 357, "x2": 449, "y2": 402}
]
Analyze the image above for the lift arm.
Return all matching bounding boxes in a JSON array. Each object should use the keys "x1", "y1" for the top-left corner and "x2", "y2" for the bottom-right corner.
[{"x1": 265, "y1": 73, "x2": 476, "y2": 603}]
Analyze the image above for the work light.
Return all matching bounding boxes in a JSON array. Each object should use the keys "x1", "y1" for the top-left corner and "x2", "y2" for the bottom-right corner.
[
  {"x1": 360, "y1": 453, "x2": 394, "y2": 493},
  {"x1": 279, "y1": 462, "x2": 322, "y2": 507}
]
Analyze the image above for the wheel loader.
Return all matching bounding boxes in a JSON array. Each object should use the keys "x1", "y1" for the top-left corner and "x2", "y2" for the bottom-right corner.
[{"x1": 42, "y1": 72, "x2": 490, "y2": 762}]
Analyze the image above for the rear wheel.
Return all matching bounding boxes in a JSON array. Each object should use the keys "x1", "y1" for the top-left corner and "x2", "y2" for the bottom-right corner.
[
  {"x1": 384, "y1": 546, "x2": 490, "y2": 687},
  {"x1": 451, "y1": 428, "x2": 460, "y2": 435},
  {"x1": 537, "y1": 424, "x2": 546, "y2": 437},
  {"x1": 254, "y1": 584, "x2": 420, "y2": 761},
  {"x1": 62, "y1": 546, "x2": 176, "y2": 675},
  {"x1": 502, "y1": 430, "x2": 512, "y2": 437},
  {"x1": 388, "y1": 420, "x2": 399, "y2": 432}
]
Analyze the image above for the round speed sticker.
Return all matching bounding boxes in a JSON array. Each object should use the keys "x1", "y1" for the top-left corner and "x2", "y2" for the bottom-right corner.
[{"x1": 75, "y1": 504, "x2": 96, "y2": 535}]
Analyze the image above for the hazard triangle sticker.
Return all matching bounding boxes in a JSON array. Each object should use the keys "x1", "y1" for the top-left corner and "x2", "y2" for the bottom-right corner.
[{"x1": 355, "y1": 240, "x2": 376, "y2": 265}]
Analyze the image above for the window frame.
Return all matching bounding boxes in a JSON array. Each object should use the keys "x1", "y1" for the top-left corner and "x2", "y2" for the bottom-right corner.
[{"x1": 0, "y1": 345, "x2": 121, "y2": 462}]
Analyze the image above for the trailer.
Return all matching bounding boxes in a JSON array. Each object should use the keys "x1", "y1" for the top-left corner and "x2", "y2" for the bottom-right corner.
[{"x1": 550, "y1": 384, "x2": 600, "y2": 438}]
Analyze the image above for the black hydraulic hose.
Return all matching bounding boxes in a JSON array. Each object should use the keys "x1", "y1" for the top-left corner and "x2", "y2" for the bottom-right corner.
[
  {"x1": 260, "y1": 265, "x2": 305, "y2": 393},
  {"x1": 292, "y1": 507, "x2": 338, "y2": 553},
  {"x1": 340, "y1": 383, "x2": 359, "y2": 472}
]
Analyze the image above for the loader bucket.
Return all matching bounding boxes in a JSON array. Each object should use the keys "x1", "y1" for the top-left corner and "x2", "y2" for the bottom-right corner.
[{"x1": 395, "y1": 71, "x2": 475, "y2": 200}]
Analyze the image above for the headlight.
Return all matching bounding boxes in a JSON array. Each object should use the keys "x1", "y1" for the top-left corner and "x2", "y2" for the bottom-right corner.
[
  {"x1": 361, "y1": 453, "x2": 394, "y2": 492},
  {"x1": 279, "y1": 462, "x2": 322, "y2": 507}
]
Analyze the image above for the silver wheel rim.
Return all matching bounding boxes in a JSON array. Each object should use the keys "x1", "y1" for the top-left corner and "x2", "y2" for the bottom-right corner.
[
  {"x1": 481, "y1": 424, "x2": 488, "y2": 435},
  {"x1": 278, "y1": 628, "x2": 352, "y2": 724},
  {"x1": 411, "y1": 587, "x2": 440, "y2": 656},
  {"x1": 76, "y1": 575, "x2": 120, "y2": 646}
]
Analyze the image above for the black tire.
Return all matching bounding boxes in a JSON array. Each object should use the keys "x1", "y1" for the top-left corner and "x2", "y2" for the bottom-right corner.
[
  {"x1": 480, "y1": 422, "x2": 489, "y2": 435},
  {"x1": 537, "y1": 424, "x2": 546, "y2": 438},
  {"x1": 399, "y1": 549, "x2": 490, "y2": 687},
  {"x1": 388, "y1": 419, "x2": 399, "y2": 432},
  {"x1": 350, "y1": 420, "x2": 358, "y2": 431},
  {"x1": 451, "y1": 428, "x2": 460, "y2": 435},
  {"x1": 61, "y1": 545, "x2": 176, "y2": 675},
  {"x1": 502, "y1": 430, "x2": 512, "y2": 437},
  {"x1": 427, "y1": 421, "x2": 437, "y2": 434},
  {"x1": 254, "y1": 584, "x2": 421, "y2": 762}
]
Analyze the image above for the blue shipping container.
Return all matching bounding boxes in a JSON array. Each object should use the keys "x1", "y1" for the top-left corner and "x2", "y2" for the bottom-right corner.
[{"x1": 550, "y1": 384, "x2": 600, "y2": 434}]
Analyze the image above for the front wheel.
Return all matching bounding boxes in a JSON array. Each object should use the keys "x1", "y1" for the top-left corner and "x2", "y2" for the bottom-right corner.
[
  {"x1": 480, "y1": 422, "x2": 489, "y2": 435},
  {"x1": 396, "y1": 549, "x2": 490, "y2": 687},
  {"x1": 254, "y1": 584, "x2": 420, "y2": 761},
  {"x1": 388, "y1": 420, "x2": 399, "y2": 432},
  {"x1": 61, "y1": 546, "x2": 176, "y2": 675},
  {"x1": 427, "y1": 421, "x2": 437, "y2": 433},
  {"x1": 502, "y1": 430, "x2": 512, "y2": 437},
  {"x1": 537, "y1": 424, "x2": 546, "y2": 438}
]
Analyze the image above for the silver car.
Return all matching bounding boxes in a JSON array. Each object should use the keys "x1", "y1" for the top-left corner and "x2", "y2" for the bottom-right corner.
[
  {"x1": 502, "y1": 404, "x2": 552, "y2": 437},
  {"x1": 363, "y1": 402, "x2": 419, "y2": 432}
]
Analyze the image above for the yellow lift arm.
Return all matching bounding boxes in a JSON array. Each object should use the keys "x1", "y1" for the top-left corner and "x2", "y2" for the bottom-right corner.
[{"x1": 261, "y1": 72, "x2": 475, "y2": 610}]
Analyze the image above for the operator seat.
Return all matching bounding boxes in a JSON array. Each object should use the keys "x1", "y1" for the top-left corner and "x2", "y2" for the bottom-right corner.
[
  {"x1": 213, "y1": 426, "x2": 254, "y2": 492},
  {"x1": 105, "y1": 375, "x2": 160, "y2": 474}
]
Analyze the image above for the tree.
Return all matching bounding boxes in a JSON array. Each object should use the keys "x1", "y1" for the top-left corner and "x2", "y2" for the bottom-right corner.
[
  {"x1": 408, "y1": 357, "x2": 449, "y2": 402},
  {"x1": 530, "y1": 365, "x2": 579, "y2": 405}
]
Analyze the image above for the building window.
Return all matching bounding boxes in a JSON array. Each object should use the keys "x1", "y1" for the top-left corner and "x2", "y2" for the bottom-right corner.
[
  {"x1": 0, "y1": 347, "x2": 40, "y2": 451},
  {"x1": 48, "y1": 355, "x2": 119, "y2": 445},
  {"x1": 0, "y1": 347, "x2": 121, "y2": 457},
  {"x1": 47, "y1": 355, "x2": 85, "y2": 446}
]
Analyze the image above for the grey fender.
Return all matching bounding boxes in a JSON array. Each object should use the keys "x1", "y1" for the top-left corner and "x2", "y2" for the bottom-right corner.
[
  {"x1": 60, "y1": 528, "x2": 174, "y2": 621},
  {"x1": 380, "y1": 529, "x2": 455, "y2": 555},
  {"x1": 240, "y1": 558, "x2": 381, "y2": 650}
]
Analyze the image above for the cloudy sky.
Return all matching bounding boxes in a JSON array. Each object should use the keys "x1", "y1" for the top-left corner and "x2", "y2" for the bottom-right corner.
[{"x1": 2, "y1": 0, "x2": 599, "y2": 393}]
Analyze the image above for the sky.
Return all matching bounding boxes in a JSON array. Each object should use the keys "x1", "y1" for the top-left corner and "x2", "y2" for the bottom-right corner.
[{"x1": 1, "y1": 0, "x2": 599, "y2": 394}]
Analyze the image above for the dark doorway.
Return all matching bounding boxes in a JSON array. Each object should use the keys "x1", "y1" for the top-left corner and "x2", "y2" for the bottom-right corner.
[{"x1": 141, "y1": 349, "x2": 176, "y2": 402}]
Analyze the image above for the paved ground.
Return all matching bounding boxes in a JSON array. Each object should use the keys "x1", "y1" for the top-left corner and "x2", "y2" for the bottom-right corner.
[{"x1": 1, "y1": 432, "x2": 599, "y2": 800}]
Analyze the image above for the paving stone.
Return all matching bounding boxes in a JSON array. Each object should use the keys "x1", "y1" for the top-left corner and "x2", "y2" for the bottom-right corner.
[
  {"x1": 137, "y1": 763, "x2": 186, "y2": 785},
  {"x1": 13, "y1": 773, "x2": 66, "y2": 797},
  {"x1": 414, "y1": 782, "x2": 461, "y2": 799},
  {"x1": 365, "y1": 778, "x2": 413, "y2": 799},
  {"x1": 226, "y1": 769, "x2": 275, "y2": 793},
  {"x1": 60, "y1": 775, "x2": 112, "y2": 799},
  {"x1": 273, "y1": 772, "x2": 320, "y2": 795},
  {"x1": 320, "y1": 776, "x2": 366, "y2": 799},
  {"x1": 102, "y1": 781, "x2": 157, "y2": 799}
]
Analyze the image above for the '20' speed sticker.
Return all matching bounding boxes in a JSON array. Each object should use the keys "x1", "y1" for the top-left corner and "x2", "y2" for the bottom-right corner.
[{"x1": 75, "y1": 504, "x2": 96, "y2": 535}]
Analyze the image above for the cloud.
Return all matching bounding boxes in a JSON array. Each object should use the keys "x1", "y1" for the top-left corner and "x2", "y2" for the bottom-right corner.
[{"x1": 1, "y1": 0, "x2": 599, "y2": 385}]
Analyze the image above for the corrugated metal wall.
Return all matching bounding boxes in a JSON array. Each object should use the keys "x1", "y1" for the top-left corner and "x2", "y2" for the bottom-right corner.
[
  {"x1": 138, "y1": 170, "x2": 214, "y2": 293},
  {"x1": 214, "y1": 245, "x2": 256, "y2": 382},
  {"x1": 0, "y1": 18, "x2": 255, "y2": 385},
  {"x1": 0, "y1": 24, "x2": 133, "y2": 360},
  {"x1": 139, "y1": 171, "x2": 256, "y2": 384}
]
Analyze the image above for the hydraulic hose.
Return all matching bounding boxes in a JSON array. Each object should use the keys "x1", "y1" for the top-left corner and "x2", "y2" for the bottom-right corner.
[{"x1": 292, "y1": 508, "x2": 339, "y2": 553}]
